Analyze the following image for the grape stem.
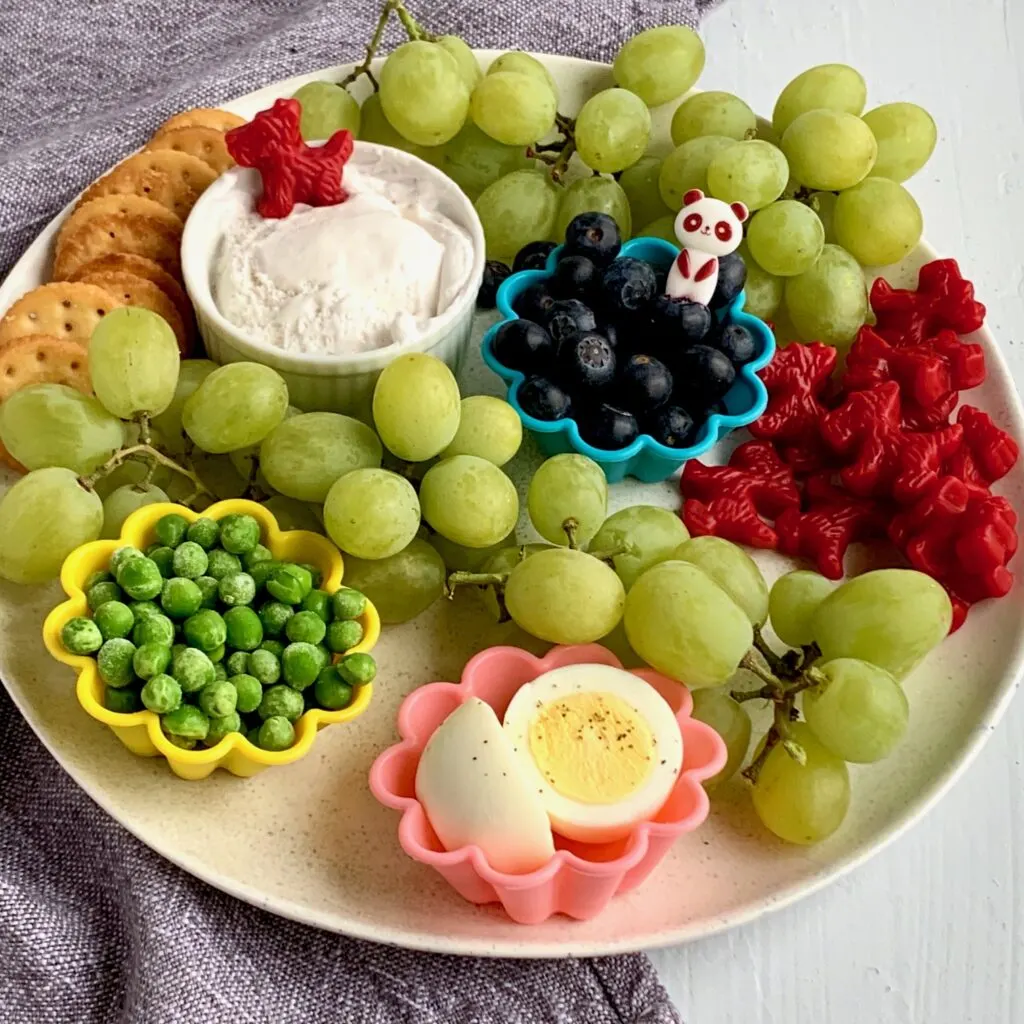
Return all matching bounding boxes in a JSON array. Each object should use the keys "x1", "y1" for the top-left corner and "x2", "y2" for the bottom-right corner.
[
  {"x1": 752, "y1": 626, "x2": 789, "y2": 677},
  {"x1": 394, "y1": 0, "x2": 436, "y2": 42},
  {"x1": 561, "y1": 517, "x2": 580, "y2": 549},
  {"x1": 80, "y1": 444, "x2": 211, "y2": 501},
  {"x1": 742, "y1": 701, "x2": 796, "y2": 784},
  {"x1": 340, "y1": 0, "x2": 400, "y2": 90},
  {"x1": 550, "y1": 139, "x2": 577, "y2": 184}
]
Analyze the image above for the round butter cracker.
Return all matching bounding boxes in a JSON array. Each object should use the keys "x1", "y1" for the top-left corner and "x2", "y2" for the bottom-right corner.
[
  {"x1": 68, "y1": 253, "x2": 191, "y2": 325},
  {"x1": 58, "y1": 195, "x2": 182, "y2": 257},
  {"x1": 0, "y1": 282, "x2": 121, "y2": 348},
  {"x1": 80, "y1": 150, "x2": 217, "y2": 220},
  {"x1": 53, "y1": 212, "x2": 183, "y2": 281},
  {"x1": 0, "y1": 335, "x2": 91, "y2": 402},
  {"x1": 146, "y1": 126, "x2": 234, "y2": 175},
  {"x1": 153, "y1": 107, "x2": 245, "y2": 137}
]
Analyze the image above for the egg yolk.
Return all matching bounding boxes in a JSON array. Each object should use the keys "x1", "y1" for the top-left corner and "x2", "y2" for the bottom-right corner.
[{"x1": 527, "y1": 692, "x2": 655, "y2": 803}]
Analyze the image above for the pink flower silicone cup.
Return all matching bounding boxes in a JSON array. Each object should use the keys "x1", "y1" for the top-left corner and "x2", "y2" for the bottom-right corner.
[{"x1": 369, "y1": 643, "x2": 727, "y2": 925}]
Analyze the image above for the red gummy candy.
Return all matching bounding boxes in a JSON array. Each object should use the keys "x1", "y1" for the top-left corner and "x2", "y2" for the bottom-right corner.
[
  {"x1": 680, "y1": 440, "x2": 800, "y2": 548},
  {"x1": 225, "y1": 98, "x2": 354, "y2": 219},
  {"x1": 844, "y1": 326, "x2": 951, "y2": 409},
  {"x1": 946, "y1": 405, "x2": 1019, "y2": 486},
  {"x1": 748, "y1": 341, "x2": 837, "y2": 444}
]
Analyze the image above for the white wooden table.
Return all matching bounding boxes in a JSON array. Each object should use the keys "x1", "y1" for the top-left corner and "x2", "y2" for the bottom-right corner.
[{"x1": 649, "y1": 1, "x2": 1024, "y2": 1019}]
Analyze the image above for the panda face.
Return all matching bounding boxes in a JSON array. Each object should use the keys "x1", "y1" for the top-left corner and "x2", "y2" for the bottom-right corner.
[{"x1": 673, "y1": 190, "x2": 748, "y2": 257}]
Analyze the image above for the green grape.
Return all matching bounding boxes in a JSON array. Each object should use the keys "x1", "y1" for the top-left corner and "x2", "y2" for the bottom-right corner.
[
  {"x1": 785, "y1": 244, "x2": 868, "y2": 347},
  {"x1": 658, "y1": 136, "x2": 735, "y2": 209},
  {"x1": 379, "y1": 41, "x2": 469, "y2": 147},
  {"x1": 803, "y1": 658, "x2": 909, "y2": 763},
  {"x1": 613, "y1": 25, "x2": 705, "y2": 107},
  {"x1": 260, "y1": 412, "x2": 383, "y2": 503},
  {"x1": 291, "y1": 81, "x2": 360, "y2": 141},
  {"x1": 706, "y1": 140, "x2": 789, "y2": 211},
  {"x1": 486, "y1": 51, "x2": 558, "y2": 99},
  {"x1": 419, "y1": 456, "x2": 519, "y2": 548},
  {"x1": 504, "y1": 548, "x2": 625, "y2": 644},
  {"x1": 0, "y1": 468, "x2": 103, "y2": 584},
  {"x1": 772, "y1": 64, "x2": 867, "y2": 135},
  {"x1": 833, "y1": 177, "x2": 923, "y2": 267},
  {"x1": 673, "y1": 536, "x2": 769, "y2": 626},
  {"x1": 150, "y1": 359, "x2": 217, "y2": 456},
  {"x1": 768, "y1": 570, "x2": 835, "y2": 647},
  {"x1": 527, "y1": 453, "x2": 607, "y2": 548},
  {"x1": 781, "y1": 110, "x2": 877, "y2": 191},
  {"x1": 624, "y1": 560, "x2": 753, "y2": 688},
  {"x1": 754, "y1": 116, "x2": 781, "y2": 147},
  {"x1": 751, "y1": 722, "x2": 850, "y2": 844},
  {"x1": 429, "y1": 530, "x2": 514, "y2": 572},
  {"x1": 739, "y1": 241, "x2": 784, "y2": 319},
  {"x1": 690, "y1": 688, "x2": 752, "y2": 787},
  {"x1": 431, "y1": 122, "x2": 531, "y2": 201},
  {"x1": 807, "y1": 190, "x2": 838, "y2": 242},
  {"x1": 861, "y1": 102, "x2": 937, "y2": 183},
  {"x1": 182, "y1": 362, "x2": 289, "y2": 454},
  {"x1": 553, "y1": 175, "x2": 632, "y2": 241},
  {"x1": 812, "y1": 568, "x2": 952, "y2": 680},
  {"x1": 0, "y1": 384, "x2": 123, "y2": 475},
  {"x1": 574, "y1": 88, "x2": 651, "y2": 173},
  {"x1": 190, "y1": 453, "x2": 246, "y2": 500},
  {"x1": 89, "y1": 307, "x2": 180, "y2": 419},
  {"x1": 92, "y1": 458, "x2": 167, "y2": 500},
  {"x1": 618, "y1": 156, "x2": 671, "y2": 234},
  {"x1": 323, "y1": 468, "x2": 421, "y2": 560},
  {"x1": 589, "y1": 505, "x2": 689, "y2": 590},
  {"x1": 470, "y1": 73, "x2": 556, "y2": 147},
  {"x1": 228, "y1": 404, "x2": 300, "y2": 484},
  {"x1": 439, "y1": 396, "x2": 522, "y2": 466},
  {"x1": 636, "y1": 215, "x2": 678, "y2": 244},
  {"x1": 475, "y1": 169, "x2": 561, "y2": 261},
  {"x1": 671, "y1": 91, "x2": 756, "y2": 144},
  {"x1": 102, "y1": 483, "x2": 169, "y2": 539},
  {"x1": 436, "y1": 35, "x2": 482, "y2": 92},
  {"x1": 478, "y1": 543, "x2": 549, "y2": 619},
  {"x1": 341, "y1": 538, "x2": 446, "y2": 625},
  {"x1": 372, "y1": 353, "x2": 461, "y2": 462},
  {"x1": 358, "y1": 92, "x2": 439, "y2": 161},
  {"x1": 260, "y1": 495, "x2": 323, "y2": 534},
  {"x1": 746, "y1": 200, "x2": 825, "y2": 276}
]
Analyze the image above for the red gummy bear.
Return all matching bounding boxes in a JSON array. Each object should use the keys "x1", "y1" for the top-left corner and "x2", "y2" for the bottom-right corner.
[
  {"x1": 748, "y1": 341, "x2": 837, "y2": 445},
  {"x1": 946, "y1": 405, "x2": 1020, "y2": 486},
  {"x1": 225, "y1": 98, "x2": 354, "y2": 219},
  {"x1": 680, "y1": 440, "x2": 800, "y2": 548}
]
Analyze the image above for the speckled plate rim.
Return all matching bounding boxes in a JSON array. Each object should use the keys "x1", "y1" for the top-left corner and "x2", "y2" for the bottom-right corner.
[{"x1": 0, "y1": 51, "x2": 1022, "y2": 958}]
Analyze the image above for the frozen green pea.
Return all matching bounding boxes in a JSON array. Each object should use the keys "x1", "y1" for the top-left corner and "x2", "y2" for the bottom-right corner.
[
  {"x1": 172, "y1": 642, "x2": 187, "y2": 660},
  {"x1": 87, "y1": 580, "x2": 123, "y2": 611},
  {"x1": 331, "y1": 588, "x2": 367, "y2": 621},
  {"x1": 213, "y1": 663, "x2": 228, "y2": 681},
  {"x1": 258, "y1": 684, "x2": 304, "y2": 722},
  {"x1": 245, "y1": 726, "x2": 263, "y2": 747},
  {"x1": 301, "y1": 589, "x2": 331, "y2": 623},
  {"x1": 93, "y1": 601, "x2": 134, "y2": 641},
  {"x1": 129, "y1": 600, "x2": 161, "y2": 623},
  {"x1": 171, "y1": 646, "x2": 216, "y2": 693},
  {"x1": 132, "y1": 612, "x2": 175, "y2": 647},
  {"x1": 186, "y1": 517, "x2": 219, "y2": 550},
  {"x1": 219, "y1": 572, "x2": 256, "y2": 607},
  {"x1": 219, "y1": 513, "x2": 261, "y2": 555},
  {"x1": 154, "y1": 513, "x2": 189, "y2": 548},
  {"x1": 206, "y1": 549, "x2": 242, "y2": 580},
  {"x1": 314, "y1": 666, "x2": 354, "y2": 711},
  {"x1": 285, "y1": 610, "x2": 326, "y2": 645},
  {"x1": 208, "y1": 644, "x2": 226, "y2": 663},
  {"x1": 61, "y1": 617, "x2": 104, "y2": 655},
  {"x1": 247, "y1": 648, "x2": 280, "y2": 686},
  {"x1": 161, "y1": 704, "x2": 209, "y2": 740},
  {"x1": 299, "y1": 563, "x2": 323, "y2": 589},
  {"x1": 161, "y1": 577, "x2": 203, "y2": 619},
  {"x1": 206, "y1": 711, "x2": 242, "y2": 746},
  {"x1": 243, "y1": 544, "x2": 273, "y2": 570},
  {"x1": 232, "y1": 674, "x2": 263, "y2": 713},
  {"x1": 148, "y1": 546, "x2": 175, "y2": 578},
  {"x1": 183, "y1": 609, "x2": 226, "y2": 652},
  {"x1": 172, "y1": 541, "x2": 209, "y2": 579},
  {"x1": 105, "y1": 686, "x2": 141, "y2": 714},
  {"x1": 257, "y1": 715, "x2": 295, "y2": 751},
  {"x1": 226, "y1": 651, "x2": 250, "y2": 676},
  {"x1": 199, "y1": 680, "x2": 237, "y2": 718},
  {"x1": 338, "y1": 652, "x2": 376, "y2": 687},
  {"x1": 313, "y1": 644, "x2": 331, "y2": 672},
  {"x1": 85, "y1": 570, "x2": 112, "y2": 591},
  {"x1": 195, "y1": 576, "x2": 219, "y2": 609},
  {"x1": 133, "y1": 642, "x2": 171, "y2": 680},
  {"x1": 117, "y1": 557, "x2": 163, "y2": 600},
  {"x1": 250, "y1": 560, "x2": 281, "y2": 590},
  {"x1": 281, "y1": 642, "x2": 320, "y2": 690},
  {"x1": 97, "y1": 638, "x2": 137, "y2": 687},
  {"x1": 165, "y1": 733, "x2": 197, "y2": 750},
  {"x1": 223, "y1": 606, "x2": 263, "y2": 651},
  {"x1": 258, "y1": 601, "x2": 293, "y2": 637},
  {"x1": 326, "y1": 619, "x2": 363, "y2": 654},
  {"x1": 266, "y1": 564, "x2": 312, "y2": 605},
  {"x1": 141, "y1": 673, "x2": 182, "y2": 714},
  {"x1": 110, "y1": 545, "x2": 144, "y2": 575},
  {"x1": 260, "y1": 639, "x2": 285, "y2": 659}
]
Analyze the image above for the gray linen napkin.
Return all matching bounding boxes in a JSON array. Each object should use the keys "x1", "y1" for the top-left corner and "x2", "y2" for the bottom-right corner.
[{"x1": 0, "y1": 2, "x2": 718, "y2": 1021}]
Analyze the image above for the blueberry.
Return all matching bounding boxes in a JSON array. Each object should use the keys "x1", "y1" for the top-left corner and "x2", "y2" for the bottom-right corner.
[
  {"x1": 711, "y1": 252, "x2": 747, "y2": 309},
  {"x1": 563, "y1": 212, "x2": 621, "y2": 266},
  {"x1": 646, "y1": 405, "x2": 696, "y2": 448},
  {"x1": 491, "y1": 319, "x2": 555, "y2": 373},
  {"x1": 716, "y1": 323, "x2": 757, "y2": 366},
  {"x1": 513, "y1": 281, "x2": 556, "y2": 323},
  {"x1": 545, "y1": 298, "x2": 598, "y2": 345},
  {"x1": 513, "y1": 240, "x2": 558, "y2": 273},
  {"x1": 601, "y1": 258, "x2": 658, "y2": 316},
  {"x1": 651, "y1": 295, "x2": 713, "y2": 347},
  {"x1": 675, "y1": 344, "x2": 737, "y2": 404},
  {"x1": 600, "y1": 320, "x2": 622, "y2": 351},
  {"x1": 580, "y1": 404, "x2": 640, "y2": 451},
  {"x1": 654, "y1": 267, "x2": 669, "y2": 294},
  {"x1": 557, "y1": 331, "x2": 617, "y2": 391},
  {"x1": 552, "y1": 254, "x2": 599, "y2": 298},
  {"x1": 517, "y1": 377, "x2": 573, "y2": 421},
  {"x1": 478, "y1": 260, "x2": 511, "y2": 309},
  {"x1": 621, "y1": 354, "x2": 674, "y2": 411}
]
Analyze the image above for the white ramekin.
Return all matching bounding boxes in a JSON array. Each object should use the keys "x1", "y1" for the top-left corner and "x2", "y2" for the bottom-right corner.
[{"x1": 180, "y1": 141, "x2": 485, "y2": 418}]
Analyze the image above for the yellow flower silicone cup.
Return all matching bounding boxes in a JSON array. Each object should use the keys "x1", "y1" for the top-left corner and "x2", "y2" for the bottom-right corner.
[{"x1": 43, "y1": 499, "x2": 380, "y2": 781}]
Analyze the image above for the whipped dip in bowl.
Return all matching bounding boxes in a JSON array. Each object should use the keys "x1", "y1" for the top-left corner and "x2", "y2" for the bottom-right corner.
[{"x1": 182, "y1": 141, "x2": 485, "y2": 415}]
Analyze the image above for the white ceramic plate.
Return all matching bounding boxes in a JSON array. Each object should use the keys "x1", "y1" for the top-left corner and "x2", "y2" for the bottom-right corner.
[{"x1": 1, "y1": 52, "x2": 1022, "y2": 958}]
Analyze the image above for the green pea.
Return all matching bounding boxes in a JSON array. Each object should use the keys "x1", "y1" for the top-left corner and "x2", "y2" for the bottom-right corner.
[
  {"x1": 171, "y1": 646, "x2": 216, "y2": 693},
  {"x1": 85, "y1": 570, "x2": 112, "y2": 591},
  {"x1": 186, "y1": 517, "x2": 220, "y2": 550},
  {"x1": 148, "y1": 546, "x2": 176, "y2": 578},
  {"x1": 314, "y1": 666, "x2": 354, "y2": 711},
  {"x1": 313, "y1": 644, "x2": 331, "y2": 673},
  {"x1": 299, "y1": 563, "x2": 323, "y2": 589},
  {"x1": 243, "y1": 544, "x2": 273, "y2": 570},
  {"x1": 230, "y1": 674, "x2": 262, "y2": 715},
  {"x1": 117, "y1": 557, "x2": 163, "y2": 601},
  {"x1": 282, "y1": 642, "x2": 321, "y2": 691},
  {"x1": 129, "y1": 600, "x2": 161, "y2": 624},
  {"x1": 208, "y1": 644, "x2": 226, "y2": 663},
  {"x1": 161, "y1": 704, "x2": 209, "y2": 740},
  {"x1": 258, "y1": 601, "x2": 293, "y2": 637},
  {"x1": 266, "y1": 564, "x2": 312, "y2": 605},
  {"x1": 97, "y1": 638, "x2": 136, "y2": 688},
  {"x1": 301, "y1": 589, "x2": 332, "y2": 623},
  {"x1": 223, "y1": 606, "x2": 263, "y2": 651},
  {"x1": 219, "y1": 513, "x2": 261, "y2": 555},
  {"x1": 226, "y1": 651, "x2": 249, "y2": 676},
  {"x1": 250, "y1": 560, "x2": 281, "y2": 590},
  {"x1": 132, "y1": 642, "x2": 171, "y2": 680},
  {"x1": 206, "y1": 549, "x2": 242, "y2": 580},
  {"x1": 87, "y1": 580, "x2": 123, "y2": 611},
  {"x1": 260, "y1": 639, "x2": 285, "y2": 659},
  {"x1": 219, "y1": 572, "x2": 256, "y2": 607},
  {"x1": 213, "y1": 663, "x2": 228, "y2": 681},
  {"x1": 258, "y1": 684, "x2": 304, "y2": 722},
  {"x1": 338, "y1": 652, "x2": 377, "y2": 687},
  {"x1": 285, "y1": 610, "x2": 326, "y2": 645},
  {"x1": 195, "y1": 576, "x2": 219, "y2": 609},
  {"x1": 105, "y1": 686, "x2": 142, "y2": 714},
  {"x1": 141, "y1": 673, "x2": 182, "y2": 714},
  {"x1": 93, "y1": 601, "x2": 134, "y2": 641},
  {"x1": 161, "y1": 577, "x2": 203, "y2": 619},
  {"x1": 245, "y1": 726, "x2": 263, "y2": 747},
  {"x1": 199, "y1": 679, "x2": 237, "y2": 718},
  {"x1": 183, "y1": 609, "x2": 226, "y2": 652},
  {"x1": 172, "y1": 643, "x2": 187, "y2": 660},
  {"x1": 132, "y1": 613, "x2": 175, "y2": 647},
  {"x1": 61, "y1": 617, "x2": 104, "y2": 655},
  {"x1": 110, "y1": 545, "x2": 144, "y2": 575},
  {"x1": 257, "y1": 715, "x2": 295, "y2": 751},
  {"x1": 247, "y1": 648, "x2": 280, "y2": 686},
  {"x1": 205, "y1": 711, "x2": 243, "y2": 746},
  {"x1": 331, "y1": 588, "x2": 367, "y2": 621},
  {"x1": 165, "y1": 733, "x2": 197, "y2": 750},
  {"x1": 326, "y1": 619, "x2": 363, "y2": 654},
  {"x1": 172, "y1": 541, "x2": 209, "y2": 579},
  {"x1": 154, "y1": 513, "x2": 189, "y2": 548}
]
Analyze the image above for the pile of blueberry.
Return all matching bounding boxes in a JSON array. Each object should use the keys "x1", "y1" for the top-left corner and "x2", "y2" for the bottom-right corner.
[{"x1": 482, "y1": 213, "x2": 756, "y2": 451}]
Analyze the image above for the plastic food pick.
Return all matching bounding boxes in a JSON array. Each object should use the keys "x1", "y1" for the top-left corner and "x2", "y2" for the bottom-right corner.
[{"x1": 225, "y1": 98, "x2": 354, "y2": 219}]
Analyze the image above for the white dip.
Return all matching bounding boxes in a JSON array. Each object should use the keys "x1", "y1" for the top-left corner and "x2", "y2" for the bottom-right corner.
[{"x1": 212, "y1": 149, "x2": 475, "y2": 354}]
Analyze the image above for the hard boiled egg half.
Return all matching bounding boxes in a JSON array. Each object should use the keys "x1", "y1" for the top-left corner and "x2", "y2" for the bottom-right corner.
[{"x1": 503, "y1": 664, "x2": 684, "y2": 843}]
